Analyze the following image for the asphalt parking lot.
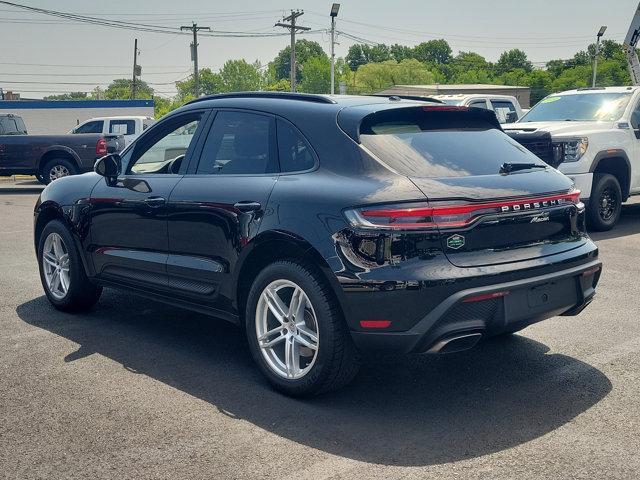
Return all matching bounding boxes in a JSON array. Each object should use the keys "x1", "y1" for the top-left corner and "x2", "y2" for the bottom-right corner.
[{"x1": 1, "y1": 190, "x2": 639, "y2": 480}]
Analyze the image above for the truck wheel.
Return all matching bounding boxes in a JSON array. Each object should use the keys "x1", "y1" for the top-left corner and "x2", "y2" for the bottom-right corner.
[
  {"x1": 41, "y1": 158, "x2": 77, "y2": 184},
  {"x1": 588, "y1": 173, "x2": 622, "y2": 231}
]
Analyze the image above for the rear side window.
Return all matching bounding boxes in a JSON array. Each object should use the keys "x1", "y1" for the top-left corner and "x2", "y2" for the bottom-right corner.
[
  {"x1": 469, "y1": 100, "x2": 488, "y2": 109},
  {"x1": 359, "y1": 107, "x2": 541, "y2": 178},
  {"x1": 197, "y1": 111, "x2": 277, "y2": 175},
  {"x1": 491, "y1": 100, "x2": 517, "y2": 123},
  {"x1": 276, "y1": 119, "x2": 316, "y2": 172},
  {"x1": 75, "y1": 120, "x2": 104, "y2": 134},
  {"x1": 109, "y1": 119, "x2": 135, "y2": 135}
]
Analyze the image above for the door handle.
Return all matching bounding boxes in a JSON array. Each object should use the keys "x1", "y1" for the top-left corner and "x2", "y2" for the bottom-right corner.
[
  {"x1": 144, "y1": 196, "x2": 166, "y2": 208},
  {"x1": 234, "y1": 201, "x2": 262, "y2": 212}
]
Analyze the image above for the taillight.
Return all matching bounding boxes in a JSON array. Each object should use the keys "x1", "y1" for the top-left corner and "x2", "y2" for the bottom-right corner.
[
  {"x1": 344, "y1": 190, "x2": 581, "y2": 230},
  {"x1": 96, "y1": 138, "x2": 107, "y2": 156}
]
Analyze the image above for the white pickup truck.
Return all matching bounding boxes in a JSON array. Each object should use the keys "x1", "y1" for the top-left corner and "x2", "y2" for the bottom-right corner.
[
  {"x1": 503, "y1": 86, "x2": 640, "y2": 230},
  {"x1": 433, "y1": 94, "x2": 525, "y2": 124},
  {"x1": 71, "y1": 116, "x2": 155, "y2": 148}
]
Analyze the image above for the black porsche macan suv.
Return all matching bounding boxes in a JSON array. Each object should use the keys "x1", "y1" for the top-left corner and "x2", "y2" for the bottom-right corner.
[{"x1": 34, "y1": 92, "x2": 601, "y2": 396}]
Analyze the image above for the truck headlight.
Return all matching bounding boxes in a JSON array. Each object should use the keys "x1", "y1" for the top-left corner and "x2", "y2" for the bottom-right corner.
[{"x1": 554, "y1": 137, "x2": 589, "y2": 163}]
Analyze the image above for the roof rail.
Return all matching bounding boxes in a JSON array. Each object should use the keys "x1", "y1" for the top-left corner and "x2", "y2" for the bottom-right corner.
[
  {"x1": 186, "y1": 91, "x2": 337, "y2": 105},
  {"x1": 370, "y1": 94, "x2": 443, "y2": 103},
  {"x1": 576, "y1": 87, "x2": 607, "y2": 91}
]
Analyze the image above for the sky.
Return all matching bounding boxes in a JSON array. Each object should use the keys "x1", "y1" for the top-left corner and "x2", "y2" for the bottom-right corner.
[{"x1": 0, "y1": 0, "x2": 638, "y2": 98}]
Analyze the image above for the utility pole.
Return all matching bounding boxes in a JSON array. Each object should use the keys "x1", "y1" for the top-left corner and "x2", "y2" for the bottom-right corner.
[
  {"x1": 329, "y1": 4, "x2": 340, "y2": 94},
  {"x1": 181, "y1": 22, "x2": 211, "y2": 97},
  {"x1": 276, "y1": 10, "x2": 310, "y2": 92},
  {"x1": 592, "y1": 25, "x2": 607, "y2": 87},
  {"x1": 131, "y1": 38, "x2": 139, "y2": 99}
]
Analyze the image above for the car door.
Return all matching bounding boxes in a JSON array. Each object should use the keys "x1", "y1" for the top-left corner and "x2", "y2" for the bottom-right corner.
[
  {"x1": 627, "y1": 97, "x2": 640, "y2": 192},
  {"x1": 166, "y1": 109, "x2": 279, "y2": 316},
  {"x1": 89, "y1": 110, "x2": 209, "y2": 289},
  {"x1": 491, "y1": 99, "x2": 518, "y2": 124}
]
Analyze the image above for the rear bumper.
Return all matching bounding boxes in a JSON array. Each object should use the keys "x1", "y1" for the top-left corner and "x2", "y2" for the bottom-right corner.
[{"x1": 349, "y1": 259, "x2": 601, "y2": 355}]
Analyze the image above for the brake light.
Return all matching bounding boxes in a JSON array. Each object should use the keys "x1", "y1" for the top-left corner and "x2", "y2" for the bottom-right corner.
[
  {"x1": 422, "y1": 105, "x2": 469, "y2": 111},
  {"x1": 96, "y1": 138, "x2": 107, "y2": 156},
  {"x1": 344, "y1": 190, "x2": 581, "y2": 230}
]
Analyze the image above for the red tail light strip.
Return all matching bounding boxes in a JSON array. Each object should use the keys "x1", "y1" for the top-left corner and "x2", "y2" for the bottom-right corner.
[
  {"x1": 355, "y1": 190, "x2": 580, "y2": 230},
  {"x1": 359, "y1": 320, "x2": 392, "y2": 329},
  {"x1": 462, "y1": 291, "x2": 510, "y2": 303}
]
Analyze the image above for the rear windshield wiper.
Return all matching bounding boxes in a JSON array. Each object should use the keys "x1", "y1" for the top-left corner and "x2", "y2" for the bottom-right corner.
[{"x1": 499, "y1": 162, "x2": 547, "y2": 174}]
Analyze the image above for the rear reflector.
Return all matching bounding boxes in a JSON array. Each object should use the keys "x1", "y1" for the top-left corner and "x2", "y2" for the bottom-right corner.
[
  {"x1": 581, "y1": 266, "x2": 601, "y2": 277},
  {"x1": 360, "y1": 320, "x2": 392, "y2": 329},
  {"x1": 462, "y1": 291, "x2": 510, "y2": 303},
  {"x1": 345, "y1": 190, "x2": 581, "y2": 230}
]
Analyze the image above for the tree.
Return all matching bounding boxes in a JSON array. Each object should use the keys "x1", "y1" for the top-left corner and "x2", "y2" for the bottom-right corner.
[
  {"x1": 390, "y1": 43, "x2": 413, "y2": 62},
  {"x1": 412, "y1": 39, "x2": 452, "y2": 65},
  {"x1": 272, "y1": 39, "x2": 327, "y2": 82},
  {"x1": 175, "y1": 68, "x2": 223, "y2": 100},
  {"x1": 346, "y1": 44, "x2": 392, "y2": 70},
  {"x1": 354, "y1": 59, "x2": 436, "y2": 94},
  {"x1": 104, "y1": 78, "x2": 153, "y2": 99},
  {"x1": 299, "y1": 56, "x2": 331, "y2": 93},
  {"x1": 219, "y1": 59, "x2": 262, "y2": 92},
  {"x1": 43, "y1": 92, "x2": 88, "y2": 101},
  {"x1": 496, "y1": 49, "x2": 533, "y2": 75}
]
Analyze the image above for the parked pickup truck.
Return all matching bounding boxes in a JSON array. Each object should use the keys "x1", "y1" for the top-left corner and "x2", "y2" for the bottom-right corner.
[
  {"x1": 432, "y1": 94, "x2": 525, "y2": 123},
  {"x1": 70, "y1": 115, "x2": 155, "y2": 148},
  {"x1": 503, "y1": 86, "x2": 640, "y2": 231},
  {"x1": 0, "y1": 113, "x2": 123, "y2": 184}
]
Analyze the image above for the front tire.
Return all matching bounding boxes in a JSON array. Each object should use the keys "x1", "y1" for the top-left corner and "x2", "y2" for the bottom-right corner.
[
  {"x1": 245, "y1": 260, "x2": 360, "y2": 396},
  {"x1": 587, "y1": 173, "x2": 622, "y2": 231},
  {"x1": 38, "y1": 220, "x2": 102, "y2": 312}
]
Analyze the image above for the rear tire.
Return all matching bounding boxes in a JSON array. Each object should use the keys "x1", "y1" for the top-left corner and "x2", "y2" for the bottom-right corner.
[
  {"x1": 41, "y1": 158, "x2": 77, "y2": 184},
  {"x1": 587, "y1": 173, "x2": 622, "y2": 231},
  {"x1": 245, "y1": 260, "x2": 360, "y2": 396},
  {"x1": 37, "y1": 220, "x2": 102, "y2": 312}
]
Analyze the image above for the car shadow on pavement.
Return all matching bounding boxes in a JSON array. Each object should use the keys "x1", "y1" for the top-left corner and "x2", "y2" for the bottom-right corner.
[
  {"x1": 17, "y1": 292, "x2": 612, "y2": 467},
  {"x1": 589, "y1": 203, "x2": 640, "y2": 241}
]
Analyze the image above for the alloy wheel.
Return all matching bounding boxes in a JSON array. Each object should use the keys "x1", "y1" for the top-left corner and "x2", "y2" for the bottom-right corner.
[
  {"x1": 49, "y1": 164, "x2": 70, "y2": 182},
  {"x1": 255, "y1": 279, "x2": 319, "y2": 380},
  {"x1": 599, "y1": 187, "x2": 618, "y2": 221},
  {"x1": 42, "y1": 232, "x2": 70, "y2": 300}
]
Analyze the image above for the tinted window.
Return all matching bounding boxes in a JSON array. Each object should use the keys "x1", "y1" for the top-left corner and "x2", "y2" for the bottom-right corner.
[
  {"x1": 522, "y1": 93, "x2": 631, "y2": 122},
  {"x1": 197, "y1": 111, "x2": 276, "y2": 175},
  {"x1": 126, "y1": 113, "x2": 202, "y2": 175},
  {"x1": 360, "y1": 108, "x2": 543, "y2": 178},
  {"x1": 75, "y1": 120, "x2": 104, "y2": 134},
  {"x1": 277, "y1": 119, "x2": 315, "y2": 172},
  {"x1": 110, "y1": 119, "x2": 135, "y2": 135},
  {"x1": 469, "y1": 100, "x2": 488, "y2": 109}
]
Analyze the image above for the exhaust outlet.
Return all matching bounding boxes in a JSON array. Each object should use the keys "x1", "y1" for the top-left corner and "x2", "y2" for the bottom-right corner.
[{"x1": 427, "y1": 332, "x2": 483, "y2": 354}]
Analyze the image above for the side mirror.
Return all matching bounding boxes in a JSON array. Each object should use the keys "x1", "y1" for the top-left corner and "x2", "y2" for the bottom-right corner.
[
  {"x1": 94, "y1": 153, "x2": 121, "y2": 182},
  {"x1": 505, "y1": 111, "x2": 518, "y2": 123}
]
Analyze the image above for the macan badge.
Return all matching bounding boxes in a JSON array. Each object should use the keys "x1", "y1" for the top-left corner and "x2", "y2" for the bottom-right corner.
[{"x1": 446, "y1": 234, "x2": 465, "y2": 250}]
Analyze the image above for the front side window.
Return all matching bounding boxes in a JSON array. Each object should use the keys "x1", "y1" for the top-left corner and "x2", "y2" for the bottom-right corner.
[
  {"x1": 109, "y1": 120, "x2": 135, "y2": 135},
  {"x1": 75, "y1": 120, "x2": 104, "y2": 134},
  {"x1": 277, "y1": 119, "x2": 316, "y2": 172},
  {"x1": 126, "y1": 113, "x2": 202, "y2": 175},
  {"x1": 197, "y1": 111, "x2": 277, "y2": 175},
  {"x1": 522, "y1": 92, "x2": 632, "y2": 122}
]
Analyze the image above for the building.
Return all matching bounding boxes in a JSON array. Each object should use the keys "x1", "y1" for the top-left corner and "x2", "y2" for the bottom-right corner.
[
  {"x1": 0, "y1": 99, "x2": 154, "y2": 134},
  {"x1": 376, "y1": 84, "x2": 531, "y2": 108}
]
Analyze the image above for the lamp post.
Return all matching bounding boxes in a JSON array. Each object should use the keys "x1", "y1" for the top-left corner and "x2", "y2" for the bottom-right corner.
[
  {"x1": 592, "y1": 25, "x2": 607, "y2": 87},
  {"x1": 330, "y1": 3, "x2": 340, "y2": 94}
]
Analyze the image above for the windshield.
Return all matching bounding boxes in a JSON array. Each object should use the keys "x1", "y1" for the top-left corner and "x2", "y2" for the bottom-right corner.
[{"x1": 521, "y1": 92, "x2": 632, "y2": 122}]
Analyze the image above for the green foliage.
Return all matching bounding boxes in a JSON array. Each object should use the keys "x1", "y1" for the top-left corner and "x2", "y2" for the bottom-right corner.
[
  {"x1": 175, "y1": 68, "x2": 223, "y2": 100},
  {"x1": 43, "y1": 91, "x2": 89, "y2": 101},
  {"x1": 220, "y1": 59, "x2": 262, "y2": 92},
  {"x1": 496, "y1": 49, "x2": 533, "y2": 74},
  {"x1": 299, "y1": 56, "x2": 331, "y2": 94},
  {"x1": 104, "y1": 78, "x2": 153, "y2": 100},
  {"x1": 273, "y1": 39, "x2": 327, "y2": 82},
  {"x1": 354, "y1": 59, "x2": 436, "y2": 94},
  {"x1": 412, "y1": 39, "x2": 452, "y2": 65}
]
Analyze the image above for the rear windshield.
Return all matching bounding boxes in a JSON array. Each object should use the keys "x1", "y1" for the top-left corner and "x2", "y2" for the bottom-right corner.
[{"x1": 360, "y1": 108, "x2": 542, "y2": 177}]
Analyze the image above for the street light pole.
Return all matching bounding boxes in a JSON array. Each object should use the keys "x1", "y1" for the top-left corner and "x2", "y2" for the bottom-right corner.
[
  {"x1": 330, "y1": 4, "x2": 340, "y2": 95},
  {"x1": 592, "y1": 25, "x2": 607, "y2": 87}
]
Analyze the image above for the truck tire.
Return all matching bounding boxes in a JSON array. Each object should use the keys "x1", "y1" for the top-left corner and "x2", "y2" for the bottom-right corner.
[
  {"x1": 41, "y1": 158, "x2": 78, "y2": 184},
  {"x1": 588, "y1": 173, "x2": 622, "y2": 231}
]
